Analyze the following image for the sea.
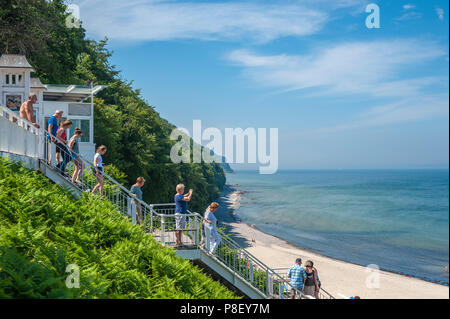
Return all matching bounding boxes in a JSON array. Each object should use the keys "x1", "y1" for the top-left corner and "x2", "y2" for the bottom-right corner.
[{"x1": 226, "y1": 169, "x2": 449, "y2": 285}]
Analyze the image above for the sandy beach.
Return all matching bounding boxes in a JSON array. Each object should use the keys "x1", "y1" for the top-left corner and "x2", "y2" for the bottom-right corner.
[{"x1": 215, "y1": 185, "x2": 449, "y2": 299}]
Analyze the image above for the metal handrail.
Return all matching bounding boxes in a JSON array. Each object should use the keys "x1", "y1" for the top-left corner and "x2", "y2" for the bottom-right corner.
[
  {"x1": 1, "y1": 104, "x2": 156, "y2": 224},
  {"x1": 153, "y1": 204, "x2": 278, "y2": 271},
  {"x1": 150, "y1": 204, "x2": 308, "y2": 299},
  {"x1": 1, "y1": 104, "x2": 41, "y2": 135},
  {"x1": 318, "y1": 287, "x2": 335, "y2": 299},
  {"x1": 216, "y1": 229, "x2": 309, "y2": 298},
  {"x1": 272, "y1": 267, "x2": 334, "y2": 299}
]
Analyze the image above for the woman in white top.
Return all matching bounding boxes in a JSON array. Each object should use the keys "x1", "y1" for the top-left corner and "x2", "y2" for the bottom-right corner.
[
  {"x1": 91, "y1": 145, "x2": 107, "y2": 196},
  {"x1": 203, "y1": 202, "x2": 221, "y2": 254}
]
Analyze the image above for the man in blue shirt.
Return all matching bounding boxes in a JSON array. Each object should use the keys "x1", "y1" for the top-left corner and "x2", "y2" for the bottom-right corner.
[
  {"x1": 287, "y1": 258, "x2": 307, "y2": 299},
  {"x1": 46, "y1": 110, "x2": 63, "y2": 164},
  {"x1": 174, "y1": 183, "x2": 193, "y2": 247}
]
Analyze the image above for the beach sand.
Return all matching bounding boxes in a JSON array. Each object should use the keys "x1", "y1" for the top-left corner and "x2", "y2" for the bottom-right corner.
[{"x1": 215, "y1": 185, "x2": 449, "y2": 299}]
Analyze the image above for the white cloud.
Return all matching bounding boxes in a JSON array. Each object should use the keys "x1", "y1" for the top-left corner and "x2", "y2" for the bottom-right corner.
[
  {"x1": 229, "y1": 39, "x2": 448, "y2": 131},
  {"x1": 396, "y1": 11, "x2": 422, "y2": 21},
  {"x1": 402, "y1": 4, "x2": 416, "y2": 10},
  {"x1": 227, "y1": 39, "x2": 447, "y2": 97},
  {"x1": 74, "y1": 0, "x2": 338, "y2": 43},
  {"x1": 396, "y1": 4, "x2": 421, "y2": 21},
  {"x1": 301, "y1": 95, "x2": 449, "y2": 135},
  {"x1": 436, "y1": 7, "x2": 445, "y2": 20}
]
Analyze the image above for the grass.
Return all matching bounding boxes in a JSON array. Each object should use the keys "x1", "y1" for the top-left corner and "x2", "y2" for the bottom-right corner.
[{"x1": 0, "y1": 158, "x2": 239, "y2": 299}]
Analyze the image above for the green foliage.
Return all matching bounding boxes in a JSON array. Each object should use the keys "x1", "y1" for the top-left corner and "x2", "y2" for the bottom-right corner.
[
  {"x1": 0, "y1": 158, "x2": 238, "y2": 299},
  {"x1": 0, "y1": 0, "x2": 86, "y2": 83},
  {"x1": 0, "y1": 0, "x2": 227, "y2": 213},
  {"x1": 104, "y1": 164, "x2": 128, "y2": 186}
]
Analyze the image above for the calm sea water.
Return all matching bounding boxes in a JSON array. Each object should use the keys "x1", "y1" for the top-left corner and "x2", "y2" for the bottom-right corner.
[{"x1": 226, "y1": 170, "x2": 449, "y2": 285}]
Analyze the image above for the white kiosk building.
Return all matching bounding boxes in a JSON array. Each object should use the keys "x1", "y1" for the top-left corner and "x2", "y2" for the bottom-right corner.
[{"x1": 0, "y1": 54, "x2": 105, "y2": 160}]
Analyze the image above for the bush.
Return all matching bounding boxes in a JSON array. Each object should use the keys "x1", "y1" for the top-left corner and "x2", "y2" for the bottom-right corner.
[{"x1": 0, "y1": 158, "x2": 238, "y2": 299}]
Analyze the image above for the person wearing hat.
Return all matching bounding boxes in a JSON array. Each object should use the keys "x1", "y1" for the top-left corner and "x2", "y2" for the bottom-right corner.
[
  {"x1": 287, "y1": 258, "x2": 307, "y2": 299},
  {"x1": 304, "y1": 260, "x2": 320, "y2": 298}
]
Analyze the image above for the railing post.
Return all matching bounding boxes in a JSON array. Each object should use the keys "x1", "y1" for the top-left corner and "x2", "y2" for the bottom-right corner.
[
  {"x1": 205, "y1": 225, "x2": 210, "y2": 252},
  {"x1": 267, "y1": 269, "x2": 273, "y2": 297},
  {"x1": 150, "y1": 205, "x2": 154, "y2": 233},
  {"x1": 188, "y1": 216, "x2": 192, "y2": 244},
  {"x1": 127, "y1": 196, "x2": 131, "y2": 217},
  {"x1": 233, "y1": 251, "x2": 237, "y2": 274},
  {"x1": 50, "y1": 142, "x2": 56, "y2": 166},
  {"x1": 143, "y1": 205, "x2": 147, "y2": 230},
  {"x1": 195, "y1": 217, "x2": 200, "y2": 247},
  {"x1": 131, "y1": 202, "x2": 137, "y2": 224},
  {"x1": 249, "y1": 261, "x2": 254, "y2": 284},
  {"x1": 23, "y1": 125, "x2": 28, "y2": 156},
  {"x1": 161, "y1": 216, "x2": 166, "y2": 245},
  {"x1": 115, "y1": 188, "x2": 119, "y2": 209},
  {"x1": 37, "y1": 131, "x2": 43, "y2": 160}
]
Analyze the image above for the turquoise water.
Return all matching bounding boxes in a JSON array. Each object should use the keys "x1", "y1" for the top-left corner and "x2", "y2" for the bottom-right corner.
[{"x1": 226, "y1": 170, "x2": 449, "y2": 285}]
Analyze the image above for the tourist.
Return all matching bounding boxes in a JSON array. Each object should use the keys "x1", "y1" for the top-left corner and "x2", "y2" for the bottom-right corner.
[
  {"x1": 287, "y1": 258, "x2": 307, "y2": 299},
  {"x1": 130, "y1": 177, "x2": 146, "y2": 225},
  {"x1": 174, "y1": 184, "x2": 193, "y2": 247},
  {"x1": 308, "y1": 260, "x2": 322, "y2": 290},
  {"x1": 55, "y1": 120, "x2": 72, "y2": 174},
  {"x1": 68, "y1": 128, "x2": 83, "y2": 185},
  {"x1": 91, "y1": 145, "x2": 107, "y2": 196},
  {"x1": 19, "y1": 93, "x2": 40, "y2": 128},
  {"x1": 304, "y1": 260, "x2": 320, "y2": 298},
  {"x1": 46, "y1": 109, "x2": 63, "y2": 164},
  {"x1": 203, "y1": 202, "x2": 221, "y2": 254}
]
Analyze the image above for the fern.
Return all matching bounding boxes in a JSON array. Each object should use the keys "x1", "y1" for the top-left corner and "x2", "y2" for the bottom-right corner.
[{"x1": 0, "y1": 158, "x2": 238, "y2": 299}]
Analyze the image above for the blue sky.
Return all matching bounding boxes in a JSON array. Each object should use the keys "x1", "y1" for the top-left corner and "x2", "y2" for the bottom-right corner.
[{"x1": 74, "y1": 0, "x2": 449, "y2": 169}]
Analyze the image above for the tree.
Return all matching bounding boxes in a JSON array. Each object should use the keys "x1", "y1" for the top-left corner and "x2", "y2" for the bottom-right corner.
[{"x1": 0, "y1": 0, "x2": 226, "y2": 212}]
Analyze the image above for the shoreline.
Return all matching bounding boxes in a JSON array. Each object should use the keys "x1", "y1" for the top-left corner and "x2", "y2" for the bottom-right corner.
[{"x1": 215, "y1": 184, "x2": 449, "y2": 299}]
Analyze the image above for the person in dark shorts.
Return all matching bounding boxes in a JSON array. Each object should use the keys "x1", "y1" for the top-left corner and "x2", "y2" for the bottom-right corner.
[
  {"x1": 55, "y1": 120, "x2": 72, "y2": 174},
  {"x1": 91, "y1": 145, "x2": 107, "y2": 196},
  {"x1": 174, "y1": 183, "x2": 193, "y2": 247},
  {"x1": 68, "y1": 128, "x2": 83, "y2": 185},
  {"x1": 46, "y1": 109, "x2": 63, "y2": 164},
  {"x1": 303, "y1": 260, "x2": 320, "y2": 298}
]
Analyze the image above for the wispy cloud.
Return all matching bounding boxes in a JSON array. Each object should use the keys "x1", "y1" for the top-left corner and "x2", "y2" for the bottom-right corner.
[
  {"x1": 75, "y1": 0, "x2": 326, "y2": 42},
  {"x1": 396, "y1": 11, "x2": 422, "y2": 21},
  {"x1": 227, "y1": 39, "x2": 447, "y2": 97},
  {"x1": 402, "y1": 4, "x2": 416, "y2": 10},
  {"x1": 229, "y1": 39, "x2": 448, "y2": 132},
  {"x1": 299, "y1": 94, "x2": 449, "y2": 135},
  {"x1": 436, "y1": 7, "x2": 445, "y2": 20},
  {"x1": 74, "y1": 0, "x2": 366, "y2": 43},
  {"x1": 396, "y1": 3, "x2": 421, "y2": 21}
]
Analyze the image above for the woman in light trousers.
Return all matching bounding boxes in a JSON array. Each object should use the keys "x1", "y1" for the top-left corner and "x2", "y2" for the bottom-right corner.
[{"x1": 203, "y1": 202, "x2": 221, "y2": 254}]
